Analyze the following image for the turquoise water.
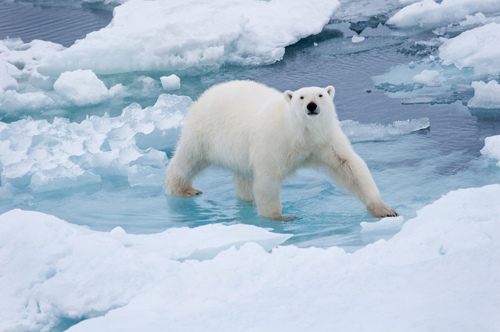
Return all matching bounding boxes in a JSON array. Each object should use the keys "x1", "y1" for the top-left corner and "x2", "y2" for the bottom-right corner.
[{"x1": 1, "y1": 4, "x2": 500, "y2": 249}]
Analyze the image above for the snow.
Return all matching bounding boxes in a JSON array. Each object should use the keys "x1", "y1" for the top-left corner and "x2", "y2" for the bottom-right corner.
[
  {"x1": 440, "y1": 23, "x2": 500, "y2": 76},
  {"x1": 351, "y1": 35, "x2": 365, "y2": 43},
  {"x1": 41, "y1": 0, "x2": 341, "y2": 74},
  {"x1": 160, "y1": 74, "x2": 181, "y2": 91},
  {"x1": 53, "y1": 69, "x2": 110, "y2": 106},
  {"x1": 0, "y1": 94, "x2": 190, "y2": 192},
  {"x1": 468, "y1": 80, "x2": 500, "y2": 109},
  {"x1": 412, "y1": 69, "x2": 442, "y2": 87},
  {"x1": 481, "y1": 135, "x2": 500, "y2": 167},
  {"x1": 387, "y1": 0, "x2": 500, "y2": 29},
  {"x1": 0, "y1": 209, "x2": 289, "y2": 332},
  {"x1": 1, "y1": 184, "x2": 500, "y2": 331}
]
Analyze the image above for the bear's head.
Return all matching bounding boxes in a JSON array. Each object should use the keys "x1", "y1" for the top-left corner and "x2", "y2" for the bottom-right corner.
[{"x1": 284, "y1": 86, "x2": 336, "y2": 123}]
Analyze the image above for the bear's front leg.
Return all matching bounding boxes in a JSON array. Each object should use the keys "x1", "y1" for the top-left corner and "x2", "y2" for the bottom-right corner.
[
  {"x1": 317, "y1": 145, "x2": 399, "y2": 218},
  {"x1": 253, "y1": 174, "x2": 283, "y2": 220}
]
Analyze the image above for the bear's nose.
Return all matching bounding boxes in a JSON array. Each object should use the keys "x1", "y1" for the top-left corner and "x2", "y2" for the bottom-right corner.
[{"x1": 307, "y1": 102, "x2": 317, "y2": 112}]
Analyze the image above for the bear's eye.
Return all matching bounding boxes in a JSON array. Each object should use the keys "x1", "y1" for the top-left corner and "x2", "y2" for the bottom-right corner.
[
  {"x1": 319, "y1": 94, "x2": 323, "y2": 98},
  {"x1": 300, "y1": 96, "x2": 304, "y2": 100}
]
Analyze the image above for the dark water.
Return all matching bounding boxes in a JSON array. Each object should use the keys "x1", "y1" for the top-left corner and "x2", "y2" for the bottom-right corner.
[{"x1": 0, "y1": 1, "x2": 111, "y2": 46}]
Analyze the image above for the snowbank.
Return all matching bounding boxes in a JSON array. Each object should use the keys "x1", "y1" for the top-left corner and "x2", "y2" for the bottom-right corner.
[
  {"x1": 0, "y1": 94, "x2": 190, "y2": 191},
  {"x1": 41, "y1": 0, "x2": 340, "y2": 74},
  {"x1": 1, "y1": 184, "x2": 499, "y2": 331},
  {"x1": 0, "y1": 209, "x2": 289, "y2": 332},
  {"x1": 468, "y1": 80, "x2": 500, "y2": 109},
  {"x1": 53, "y1": 69, "x2": 110, "y2": 106},
  {"x1": 440, "y1": 23, "x2": 500, "y2": 76},
  {"x1": 387, "y1": 0, "x2": 500, "y2": 29},
  {"x1": 481, "y1": 135, "x2": 500, "y2": 167}
]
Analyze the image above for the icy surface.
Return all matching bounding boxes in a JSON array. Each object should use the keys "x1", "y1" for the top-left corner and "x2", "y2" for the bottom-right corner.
[
  {"x1": 387, "y1": 0, "x2": 500, "y2": 29},
  {"x1": 41, "y1": 0, "x2": 341, "y2": 74},
  {"x1": 160, "y1": 74, "x2": 181, "y2": 91},
  {"x1": 412, "y1": 69, "x2": 441, "y2": 87},
  {"x1": 340, "y1": 117, "x2": 430, "y2": 142},
  {"x1": 0, "y1": 94, "x2": 190, "y2": 192},
  {"x1": 0, "y1": 209, "x2": 289, "y2": 332},
  {"x1": 351, "y1": 35, "x2": 365, "y2": 43},
  {"x1": 468, "y1": 80, "x2": 500, "y2": 109},
  {"x1": 440, "y1": 23, "x2": 500, "y2": 76},
  {"x1": 53, "y1": 69, "x2": 110, "y2": 106},
  {"x1": 1, "y1": 184, "x2": 500, "y2": 331},
  {"x1": 481, "y1": 135, "x2": 500, "y2": 167}
]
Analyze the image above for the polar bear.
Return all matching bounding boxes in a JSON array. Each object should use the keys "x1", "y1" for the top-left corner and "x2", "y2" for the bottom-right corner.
[{"x1": 166, "y1": 80, "x2": 398, "y2": 220}]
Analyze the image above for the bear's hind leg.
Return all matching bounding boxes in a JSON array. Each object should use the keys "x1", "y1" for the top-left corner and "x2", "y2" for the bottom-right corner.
[
  {"x1": 253, "y1": 175, "x2": 282, "y2": 220},
  {"x1": 234, "y1": 175, "x2": 254, "y2": 201},
  {"x1": 165, "y1": 141, "x2": 206, "y2": 197}
]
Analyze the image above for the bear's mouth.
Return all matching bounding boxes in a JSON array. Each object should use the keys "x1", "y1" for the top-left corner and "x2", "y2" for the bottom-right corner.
[{"x1": 307, "y1": 110, "x2": 320, "y2": 116}]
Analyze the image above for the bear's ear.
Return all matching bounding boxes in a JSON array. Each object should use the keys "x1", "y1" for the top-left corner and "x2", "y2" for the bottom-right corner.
[
  {"x1": 284, "y1": 90, "x2": 293, "y2": 102},
  {"x1": 326, "y1": 86, "x2": 335, "y2": 98}
]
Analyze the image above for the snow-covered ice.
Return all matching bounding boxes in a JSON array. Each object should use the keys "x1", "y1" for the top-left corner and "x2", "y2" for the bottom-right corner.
[
  {"x1": 0, "y1": 94, "x2": 190, "y2": 192},
  {"x1": 41, "y1": 0, "x2": 341, "y2": 74},
  {"x1": 468, "y1": 80, "x2": 500, "y2": 109},
  {"x1": 1, "y1": 184, "x2": 499, "y2": 331},
  {"x1": 0, "y1": 209, "x2": 289, "y2": 332},
  {"x1": 387, "y1": 0, "x2": 500, "y2": 29},
  {"x1": 439, "y1": 23, "x2": 500, "y2": 76},
  {"x1": 481, "y1": 135, "x2": 500, "y2": 167},
  {"x1": 160, "y1": 74, "x2": 181, "y2": 91}
]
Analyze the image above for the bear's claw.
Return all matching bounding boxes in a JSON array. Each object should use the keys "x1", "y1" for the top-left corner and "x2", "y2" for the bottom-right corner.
[{"x1": 368, "y1": 203, "x2": 399, "y2": 218}]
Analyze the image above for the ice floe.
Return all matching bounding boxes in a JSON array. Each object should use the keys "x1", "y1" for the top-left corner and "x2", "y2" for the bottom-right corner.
[
  {"x1": 387, "y1": 0, "x2": 500, "y2": 29},
  {"x1": 0, "y1": 94, "x2": 190, "y2": 192},
  {"x1": 481, "y1": 135, "x2": 500, "y2": 167},
  {"x1": 1, "y1": 184, "x2": 499, "y2": 331},
  {"x1": 341, "y1": 117, "x2": 430, "y2": 142},
  {"x1": 374, "y1": 21, "x2": 500, "y2": 107},
  {"x1": 468, "y1": 80, "x2": 500, "y2": 109},
  {"x1": 41, "y1": 0, "x2": 341, "y2": 75}
]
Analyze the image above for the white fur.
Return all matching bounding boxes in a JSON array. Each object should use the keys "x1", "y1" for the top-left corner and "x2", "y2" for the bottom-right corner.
[{"x1": 166, "y1": 80, "x2": 397, "y2": 219}]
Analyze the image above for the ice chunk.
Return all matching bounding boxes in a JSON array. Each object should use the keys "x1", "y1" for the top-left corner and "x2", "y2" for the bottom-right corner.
[
  {"x1": 481, "y1": 135, "x2": 500, "y2": 167},
  {"x1": 412, "y1": 69, "x2": 442, "y2": 87},
  {"x1": 0, "y1": 94, "x2": 190, "y2": 191},
  {"x1": 2, "y1": 184, "x2": 500, "y2": 331},
  {"x1": 0, "y1": 90, "x2": 55, "y2": 112},
  {"x1": 351, "y1": 35, "x2": 365, "y2": 43},
  {"x1": 341, "y1": 117, "x2": 430, "y2": 142},
  {"x1": 0, "y1": 60, "x2": 18, "y2": 91},
  {"x1": 468, "y1": 80, "x2": 500, "y2": 109},
  {"x1": 440, "y1": 23, "x2": 500, "y2": 76},
  {"x1": 53, "y1": 69, "x2": 110, "y2": 106},
  {"x1": 387, "y1": 0, "x2": 500, "y2": 29},
  {"x1": 41, "y1": 0, "x2": 340, "y2": 74},
  {"x1": 160, "y1": 74, "x2": 181, "y2": 91}
]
